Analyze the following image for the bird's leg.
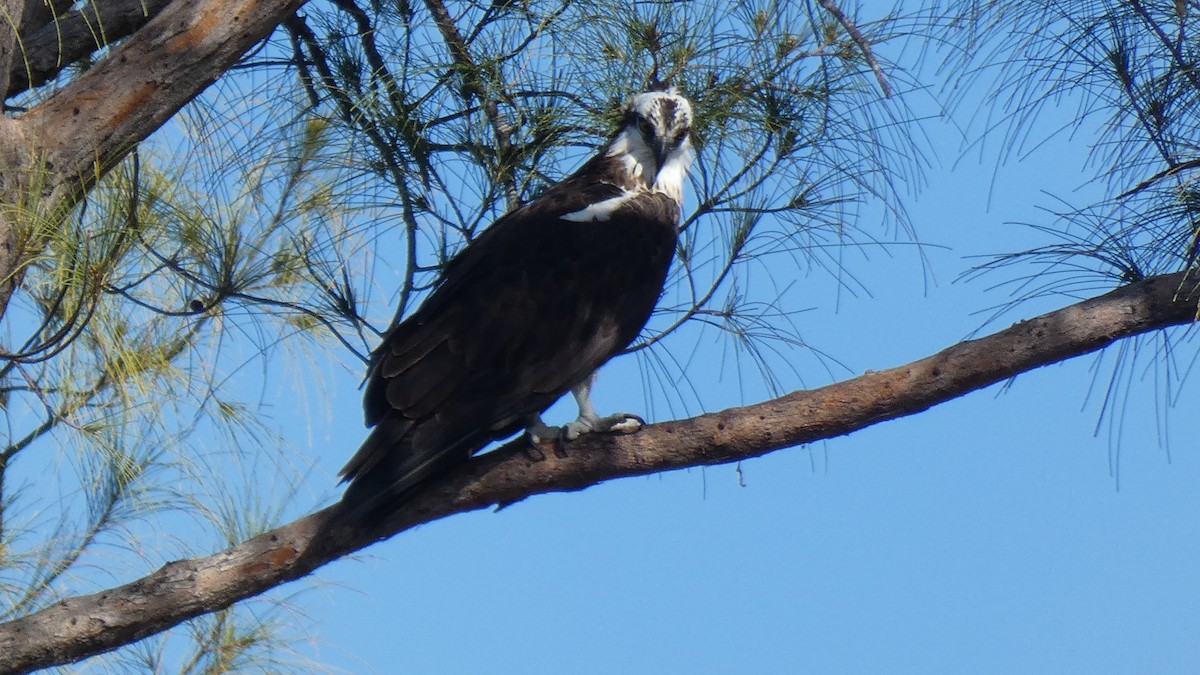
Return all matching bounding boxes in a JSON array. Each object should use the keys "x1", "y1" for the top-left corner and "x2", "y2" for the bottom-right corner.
[
  {"x1": 563, "y1": 372, "x2": 645, "y2": 441},
  {"x1": 523, "y1": 374, "x2": 645, "y2": 459}
]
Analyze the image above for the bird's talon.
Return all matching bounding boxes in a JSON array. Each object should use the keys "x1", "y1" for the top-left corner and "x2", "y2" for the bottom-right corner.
[
  {"x1": 609, "y1": 414, "x2": 644, "y2": 434},
  {"x1": 523, "y1": 439, "x2": 548, "y2": 462},
  {"x1": 553, "y1": 431, "x2": 570, "y2": 458},
  {"x1": 562, "y1": 412, "x2": 645, "y2": 441}
]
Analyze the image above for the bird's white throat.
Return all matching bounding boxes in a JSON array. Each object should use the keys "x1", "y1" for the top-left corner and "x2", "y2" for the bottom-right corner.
[
  {"x1": 606, "y1": 128, "x2": 693, "y2": 204},
  {"x1": 653, "y1": 144, "x2": 692, "y2": 205}
]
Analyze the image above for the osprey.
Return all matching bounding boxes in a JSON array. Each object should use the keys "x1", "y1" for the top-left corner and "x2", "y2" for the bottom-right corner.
[{"x1": 340, "y1": 90, "x2": 694, "y2": 519}]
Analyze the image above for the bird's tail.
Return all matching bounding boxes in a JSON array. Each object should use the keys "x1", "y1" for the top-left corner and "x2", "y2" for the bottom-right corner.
[{"x1": 335, "y1": 419, "x2": 474, "y2": 527}]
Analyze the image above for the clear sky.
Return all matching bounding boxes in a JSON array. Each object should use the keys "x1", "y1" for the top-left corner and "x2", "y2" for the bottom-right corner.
[{"x1": 280, "y1": 24, "x2": 1200, "y2": 675}]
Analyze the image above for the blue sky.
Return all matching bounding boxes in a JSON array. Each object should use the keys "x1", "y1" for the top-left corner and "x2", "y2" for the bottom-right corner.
[{"x1": 289, "y1": 37, "x2": 1200, "y2": 673}]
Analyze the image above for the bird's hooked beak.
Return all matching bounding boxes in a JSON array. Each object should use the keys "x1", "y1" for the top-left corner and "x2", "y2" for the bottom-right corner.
[
  {"x1": 653, "y1": 130, "x2": 691, "y2": 176},
  {"x1": 652, "y1": 137, "x2": 672, "y2": 173}
]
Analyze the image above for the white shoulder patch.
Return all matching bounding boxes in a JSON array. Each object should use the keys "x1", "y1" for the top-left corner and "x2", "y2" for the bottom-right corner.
[{"x1": 561, "y1": 192, "x2": 636, "y2": 222}]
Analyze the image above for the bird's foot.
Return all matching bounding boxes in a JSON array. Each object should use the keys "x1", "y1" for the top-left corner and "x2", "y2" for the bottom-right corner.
[
  {"x1": 525, "y1": 417, "x2": 568, "y2": 458},
  {"x1": 563, "y1": 412, "x2": 645, "y2": 441},
  {"x1": 525, "y1": 413, "x2": 645, "y2": 459},
  {"x1": 526, "y1": 417, "x2": 561, "y2": 446}
]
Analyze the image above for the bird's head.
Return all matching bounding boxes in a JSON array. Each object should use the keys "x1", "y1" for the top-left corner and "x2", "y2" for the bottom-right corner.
[{"x1": 607, "y1": 90, "x2": 694, "y2": 202}]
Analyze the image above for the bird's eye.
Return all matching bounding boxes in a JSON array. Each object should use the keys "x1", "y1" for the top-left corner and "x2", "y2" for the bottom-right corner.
[{"x1": 636, "y1": 117, "x2": 654, "y2": 137}]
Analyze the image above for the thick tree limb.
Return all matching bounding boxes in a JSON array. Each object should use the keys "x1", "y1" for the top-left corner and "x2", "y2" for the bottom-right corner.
[
  {"x1": 0, "y1": 0, "x2": 26, "y2": 98},
  {"x1": 0, "y1": 0, "x2": 305, "y2": 321},
  {"x1": 0, "y1": 271, "x2": 1196, "y2": 672},
  {"x1": 6, "y1": 0, "x2": 174, "y2": 99},
  {"x1": 24, "y1": 0, "x2": 306, "y2": 194},
  {"x1": 15, "y1": 0, "x2": 69, "y2": 46},
  {"x1": 0, "y1": 0, "x2": 29, "y2": 314}
]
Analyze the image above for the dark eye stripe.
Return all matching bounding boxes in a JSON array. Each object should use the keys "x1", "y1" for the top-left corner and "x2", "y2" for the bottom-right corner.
[{"x1": 659, "y1": 99, "x2": 678, "y2": 124}]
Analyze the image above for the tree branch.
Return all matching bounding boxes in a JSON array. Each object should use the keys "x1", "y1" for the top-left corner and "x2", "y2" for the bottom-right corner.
[
  {"x1": 24, "y1": 0, "x2": 306, "y2": 193},
  {"x1": 15, "y1": 0, "x2": 70, "y2": 47},
  {"x1": 1, "y1": 271, "x2": 1197, "y2": 672},
  {"x1": 0, "y1": 0, "x2": 30, "y2": 318},
  {"x1": 817, "y1": 0, "x2": 892, "y2": 98},
  {"x1": 423, "y1": 0, "x2": 521, "y2": 209},
  {"x1": 0, "y1": 0, "x2": 27, "y2": 99},
  {"x1": 6, "y1": 0, "x2": 174, "y2": 99},
  {"x1": 0, "y1": 0, "x2": 305, "y2": 322}
]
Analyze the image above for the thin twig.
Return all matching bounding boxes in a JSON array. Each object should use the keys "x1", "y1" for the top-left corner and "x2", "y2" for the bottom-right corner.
[
  {"x1": 422, "y1": 0, "x2": 521, "y2": 209},
  {"x1": 1116, "y1": 157, "x2": 1200, "y2": 200},
  {"x1": 817, "y1": 0, "x2": 892, "y2": 98}
]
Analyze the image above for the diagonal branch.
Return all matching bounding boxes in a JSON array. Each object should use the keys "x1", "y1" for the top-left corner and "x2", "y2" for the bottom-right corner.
[
  {"x1": 0, "y1": 0, "x2": 306, "y2": 322},
  {"x1": 817, "y1": 0, "x2": 892, "y2": 98},
  {"x1": 1, "y1": 271, "x2": 1198, "y2": 672},
  {"x1": 6, "y1": 0, "x2": 175, "y2": 100},
  {"x1": 24, "y1": 0, "x2": 307, "y2": 194},
  {"x1": 423, "y1": 0, "x2": 521, "y2": 209}
]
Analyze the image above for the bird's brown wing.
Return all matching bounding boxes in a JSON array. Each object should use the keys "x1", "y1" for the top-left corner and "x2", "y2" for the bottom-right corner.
[{"x1": 339, "y1": 184, "x2": 679, "y2": 518}]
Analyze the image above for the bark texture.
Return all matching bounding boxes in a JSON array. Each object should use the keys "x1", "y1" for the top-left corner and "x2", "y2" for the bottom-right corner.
[
  {"x1": 0, "y1": 0, "x2": 306, "y2": 319},
  {"x1": 7, "y1": 0, "x2": 176, "y2": 98},
  {"x1": 25, "y1": 0, "x2": 306, "y2": 193},
  {"x1": 0, "y1": 0, "x2": 25, "y2": 98},
  {"x1": 0, "y1": 270, "x2": 1195, "y2": 673}
]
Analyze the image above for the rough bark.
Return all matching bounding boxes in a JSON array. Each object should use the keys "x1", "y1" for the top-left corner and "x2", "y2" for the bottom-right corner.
[
  {"x1": 0, "y1": 0, "x2": 306, "y2": 321},
  {"x1": 0, "y1": 270, "x2": 1195, "y2": 673},
  {"x1": 0, "y1": 0, "x2": 25, "y2": 98},
  {"x1": 14, "y1": 0, "x2": 67, "y2": 44},
  {"x1": 0, "y1": 0, "x2": 28, "y2": 314},
  {"x1": 7, "y1": 0, "x2": 175, "y2": 99},
  {"x1": 24, "y1": 0, "x2": 306, "y2": 195}
]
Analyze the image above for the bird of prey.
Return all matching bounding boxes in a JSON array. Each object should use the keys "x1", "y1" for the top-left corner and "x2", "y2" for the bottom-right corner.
[{"x1": 340, "y1": 89, "x2": 694, "y2": 519}]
